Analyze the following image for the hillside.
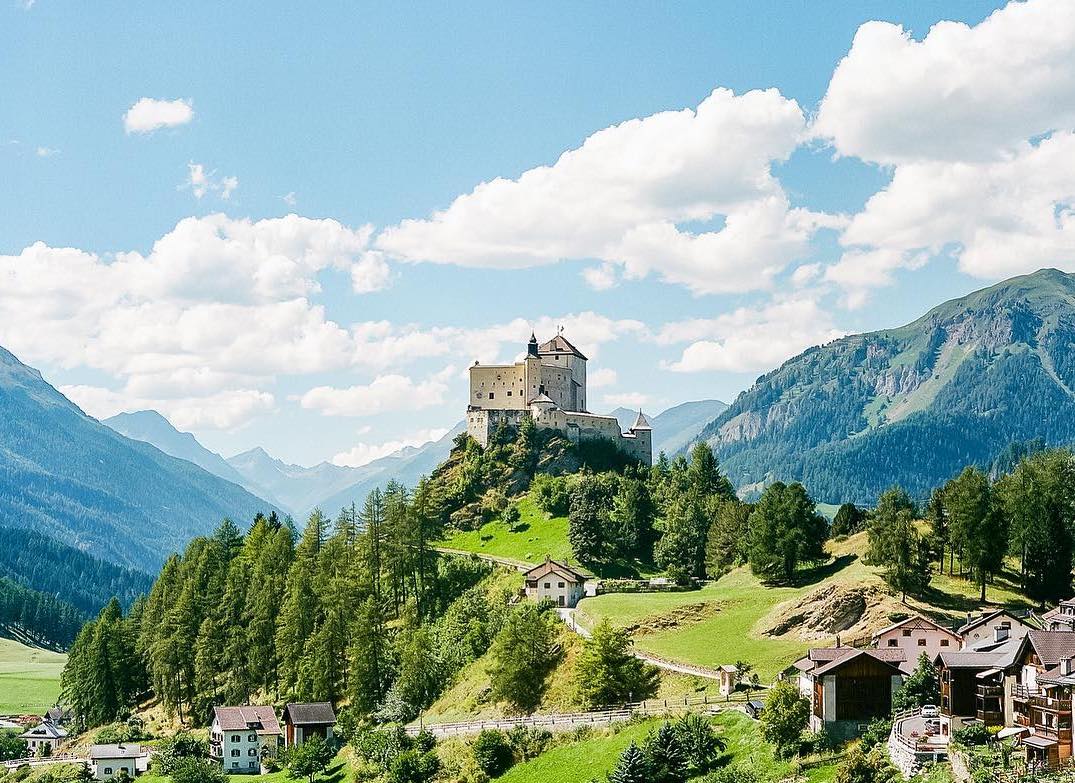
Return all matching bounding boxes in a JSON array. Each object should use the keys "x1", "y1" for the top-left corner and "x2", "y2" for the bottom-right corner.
[
  {"x1": 0, "y1": 637, "x2": 65, "y2": 714},
  {"x1": 104, "y1": 410, "x2": 277, "y2": 505},
  {"x1": 697, "y1": 269, "x2": 1075, "y2": 503},
  {"x1": 0, "y1": 346, "x2": 274, "y2": 570}
]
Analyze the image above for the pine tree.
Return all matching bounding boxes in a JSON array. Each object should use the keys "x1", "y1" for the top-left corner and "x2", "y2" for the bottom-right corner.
[
  {"x1": 643, "y1": 722, "x2": 687, "y2": 783},
  {"x1": 865, "y1": 487, "x2": 932, "y2": 602},
  {"x1": 275, "y1": 515, "x2": 323, "y2": 699},
  {"x1": 608, "y1": 742, "x2": 649, "y2": 783},
  {"x1": 574, "y1": 620, "x2": 659, "y2": 708}
]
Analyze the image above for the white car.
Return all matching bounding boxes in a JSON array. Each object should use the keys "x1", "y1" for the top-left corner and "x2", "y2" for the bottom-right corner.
[{"x1": 921, "y1": 705, "x2": 940, "y2": 718}]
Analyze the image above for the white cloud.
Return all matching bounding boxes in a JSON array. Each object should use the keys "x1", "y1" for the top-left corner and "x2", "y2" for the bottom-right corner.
[
  {"x1": 331, "y1": 427, "x2": 451, "y2": 467},
  {"x1": 582, "y1": 263, "x2": 619, "y2": 291},
  {"x1": 601, "y1": 392, "x2": 650, "y2": 410},
  {"x1": 791, "y1": 263, "x2": 822, "y2": 287},
  {"x1": 814, "y1": 0, "x2": 1075, "y2": 165},
  {"x1": 659, "y1": 297, "x2": 845, "y2": 373},
  {"x1": 300, "y1": 368, "x2": 454, "y2": 417},
  {"x1": 35, "y1": 146, "x2": 59, "y2": 158},
  {"x1": 62, "y1": 384, "x2": 274, "y2": 431},
  {"x1": 183, "y1": 162, "x2": 238, "y2": 200},
  {"x1": 351, "y1": 251, "x2": 392, "y2": 293},
  {"x1": 124, "y1": 98, "x2": 194, "y2": 135},
  {"x1": 588, "y1": 367, "x2": 618, "y2": 388},
  {"x1": 282, "y1": 192, "x2": 297, "y2": 206},
  {"x1": 378, "y1": 87, "x2": 830, "y2": 294}
]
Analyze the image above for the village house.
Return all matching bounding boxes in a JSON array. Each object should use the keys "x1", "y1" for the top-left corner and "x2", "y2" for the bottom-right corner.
[
  {"x1": 42, "y1": 706, "x2": 72, "y2": 727},
  {"x1": 466, "y1": 333, "x2": 652, "y2": 465},
  {"x1": 210, "y1": 706, "x2": 282, "y2": 773},
  {"x1": 958, "y1": 609, "x2": 1034, "y2": 649},
  {"x1": 1009, "y1": 631, "x2": 1075, "y2": 768},
  {"x1": 872, "y1": 615, "x2": 962, "y2": 661},
  {"x1": 282, "y1": 703, "x2": 336, "y2": 747},
  {"x1": 794, "y1": 646, "x2": 908, "y2": 739},
  {"x1": 935, "y1": 636, "x2": 1022, "y2": 736},
  {"x1": 89, "y1": 744, "x2": 148, "y2": 781},
  {"x1": 18, "y1": 720, "x2": 67, "y2": 755},
  {"x1": 522, "y1": 558, "x2": 587, "y2": 608},
  {"x1": 1041, "y1": 599, "x2": 1075, "y2": 632}
]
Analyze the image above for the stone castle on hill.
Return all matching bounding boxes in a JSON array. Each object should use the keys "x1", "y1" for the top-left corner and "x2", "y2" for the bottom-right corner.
[{"x1": 466, "y1": 332, "x2": 652, "y2": 465}]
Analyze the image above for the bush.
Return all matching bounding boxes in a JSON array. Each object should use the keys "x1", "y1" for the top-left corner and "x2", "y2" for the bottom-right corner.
[
  {"x1": 503, "y1": 505, "x2": 522, "y2": 531},
  {"x1": 953, "y1": 723, "x2": 993, "y2": 747},
  {"x1": 471, "y1": 730, "x2": 513, "y2": 777},
  {"x1": 506, "y1": 726, "x2": 552, "y2": 763},
  {"x1": 9, "y1": 766, "x2": 31, "y2": 783},
  {"x1": 531, "y1": 475, "x2": 570, "y2": 516},
  {"x1": 859, "y1": 718, "x2": 892, "y2": 750},
  {"x1": 156, "y1": 732, "x2": 209, "y2": 774}
]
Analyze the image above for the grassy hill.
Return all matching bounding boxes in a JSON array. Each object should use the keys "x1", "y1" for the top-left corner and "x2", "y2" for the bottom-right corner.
[
  {"x1": 0, "y1": 636, "x2": 66, "y2": 714},
  {"x1": 493, "y1": 712, "x2": 841, "y2": 783}
]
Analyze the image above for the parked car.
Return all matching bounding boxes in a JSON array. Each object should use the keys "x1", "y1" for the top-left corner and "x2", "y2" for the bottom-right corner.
[{"x1": 921, "y1": 704, "x2": 939, "y2": 718}]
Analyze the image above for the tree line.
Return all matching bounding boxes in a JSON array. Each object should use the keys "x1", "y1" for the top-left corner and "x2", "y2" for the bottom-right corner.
[{"x1": 0, "y1": 576, "x2": 85, "y2": 648}]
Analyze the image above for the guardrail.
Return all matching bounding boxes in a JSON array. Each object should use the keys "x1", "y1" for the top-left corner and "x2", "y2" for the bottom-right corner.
[{"x1": 2, "y1": 753, "x2": 84, "y2": 768}]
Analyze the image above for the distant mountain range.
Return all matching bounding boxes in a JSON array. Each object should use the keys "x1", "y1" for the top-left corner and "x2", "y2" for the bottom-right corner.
[
  {"x1": 0, "y1": 346, "x2": 273, "y2": 570},
  {"x1": 607, "y1": 400, "x2": 728, "y2": 457},
  {"x1": 105, "y1": 410, "x2": 465, "y2": 520},
  {"x1": 697, "y1": 268, "x2": 1075, "y2": 504}
]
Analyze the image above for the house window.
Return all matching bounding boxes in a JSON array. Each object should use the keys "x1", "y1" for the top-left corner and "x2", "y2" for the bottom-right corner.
[
  {"x1": 902, "y1": 630, "x2": 912, "y2": 637},
  {"x1": 232, "y1": 735, "x2": 241, "y2": 742},
  {"x1": 941, "y1": 639, "x2": 950, "y2": 647},
  {"x1": 249, "y1": 749, "x2": 257, "y2": 756},
  {"x1": 544, "y1": 582, "x2": 551, "y2": 589},
  {"x1": 104, "y1": 769, "x2": 113, "y2": 776},
  {"x1": 232, "y1": 749, "x2": 241, "y2": 757},
  {"x1": 918, "y1": 639, "x2": 927, "y2": 647},
  {"x1": 558, "y1": 582, "x2": 565, "y2": 588},
  {"x1": 232, "y1": 762, "x2": 239, "y2": 769},
  {"x1": 887, "y1": 639, "x2": 898, "y2": 647},
  {"x1": 249, "y1": 734, "x2": 257, "y2": 741},
  {"x1": 249, "y1": 762, "x2": 257, "y2": 768}
]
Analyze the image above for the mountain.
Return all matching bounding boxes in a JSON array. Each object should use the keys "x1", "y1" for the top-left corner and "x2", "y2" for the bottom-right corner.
[
  {"x1": 697, "y1": 268, "x2": 1075, "y2": 505},
  {"x1": 0, "y1": 346, "x2": 274, "y2": 569},
  {"x1": 607, "y1": 401, "x2": 728, "y2": 457},
  {"x1": 313, "y1": 423, "x2": 465, "y2": 517},
  {"x1": 226, "y1": 448, "x2": 362, "y2": 517},
  {"x1": 102, "y1": 410, "x2": 280, "y2": 503},
  {"x1": 651, "y1": 399, "x2": 728, "y2": 456}
]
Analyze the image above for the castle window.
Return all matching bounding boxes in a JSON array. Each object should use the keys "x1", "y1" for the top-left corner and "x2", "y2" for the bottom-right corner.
[
  {"x1": 507, "y1": 391, "x2": 512, "y2": 396},
  {"x1": 488, "y1": 393, "x2": 495, "y2": 399}
]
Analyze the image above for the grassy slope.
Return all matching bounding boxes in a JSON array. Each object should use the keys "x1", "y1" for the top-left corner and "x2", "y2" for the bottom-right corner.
[
  {"x1": 439, "y1": 497, "x2": 575, "y2": 566},
  {"x1": 0, "y1": 636, "x2": 66, "y2": 714},
  {"x1": 496, "y1": 711, "x2": 840, "y2": 783},
  {"x1": 577, "y1": 532, "x2": 1034, "y2": 681}
]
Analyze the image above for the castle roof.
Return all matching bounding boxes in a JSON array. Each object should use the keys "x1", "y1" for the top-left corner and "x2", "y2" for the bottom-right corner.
[
  {"x1": 630, "y1": 410, "x2": 652, "y2": 431},
  {"x1": 529, "y1": 393, "x2": 556, "y2": 406},
  {"x1": 538, "y1": 334, "x2": 587, "y2": 360}
]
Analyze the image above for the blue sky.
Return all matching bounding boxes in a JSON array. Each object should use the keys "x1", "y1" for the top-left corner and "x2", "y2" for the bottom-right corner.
[{"x1": 4, "y1": 0, "x2": 1073, "y2": 467}]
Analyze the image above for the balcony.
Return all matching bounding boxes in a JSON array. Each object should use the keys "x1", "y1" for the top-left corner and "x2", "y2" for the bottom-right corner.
[
  {"x1": 1012, "y1": 684, "x2": 1039, "y2": 701},
  {"x1": 977, "y1": 684, "x2": 1004, "y2": 698},
  {"x1": 977, "y1": 709, "x2": 1005, "y2": 725}
]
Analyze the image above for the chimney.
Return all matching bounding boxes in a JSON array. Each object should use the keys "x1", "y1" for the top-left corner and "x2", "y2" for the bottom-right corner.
[
  {"x1": 1062, "y1": 658, "x2": 1073, "y2": 677},
  {"x1": 995, "y1": 625, "x2": 1009, "y2": 643},
  {"x1": 835, "y1": 634, "x2": 841, "y2": 648}
]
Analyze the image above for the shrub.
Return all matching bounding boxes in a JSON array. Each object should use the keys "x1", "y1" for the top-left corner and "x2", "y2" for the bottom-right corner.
[
  {"x1": 471, "y1": 730, "x2": 513, "y2": 777},
  {"x1": 531, "y1": 475, "x2": 570, "y2": 516},
  {"x1": 170, "y1": 758, "x2": 227, "y2": 783},
  {"x1": 155, "y1": 732, "x2": 209, "y2": 774},
  {"x1": 953, "y1": 723, "x2": 992, "y2": 747},
  {"x1": 506, "y1": 726, "x2": 552, "y2": 763}
]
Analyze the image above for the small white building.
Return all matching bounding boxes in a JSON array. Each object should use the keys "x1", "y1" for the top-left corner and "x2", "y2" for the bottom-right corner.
[
  {"x1": 210, "y1": 706, "x2": 282, "y2": 773},
  {"x1": 958, "y1": 609, "x2": 1034, "y2": 649},
  {"x1": 19, "y1": 721, "x2": 67, "y2": 755},
  {"x1": 523, "y1": 558, "x2": 587, "y2": 608},
  {"x1": 89, "y1": 744, "x2": 148, "y2": 781},
  {"x1": 872, "y1": 615, "x2": 962, "y2": 662}
]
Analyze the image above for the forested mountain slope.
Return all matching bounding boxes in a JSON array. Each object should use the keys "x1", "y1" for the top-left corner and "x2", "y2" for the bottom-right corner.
[
  {"x1": 0, "y1": 346, "x2": 274, "y2": 569},
  {"x1": 698, "y1": 269, "x2": 1075, "y2": 504},
  {"x1": 608, "y1": 400, "x2": 727, "y2": 458}
]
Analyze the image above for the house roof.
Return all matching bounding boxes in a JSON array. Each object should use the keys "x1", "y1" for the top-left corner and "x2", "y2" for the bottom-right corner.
[
  {"x1": 538, "y1": 335, "x2": 587, "y2": 360},
  {"x1": 810, "y1": 648, "x2": 907, "y2": 677},
  {"x1": 630, "y1": 410, "x2": 652, "y2": 431},
  {"x1": 1024, "y1": 630, "x2": 1075, "y2": 667},
  {"x1": 523, "y1": 558, "x2": 587, "y2": 583},
  {"x1": 214, "y1": 705, "x2": 281, "y2": 734},
  {"x1": 44, "y1": 706, "x2": 71, "y2": 723},
  {"x1": 935, "y1": 636, "x2": 1023, "y2": 669},
  {"x1": 283, "y1": 702, "x2": 336, "y2": 726},
  {"x1": 872, "y1": 614, "x2": 961, "y2": 641},
  {"x1": 20, "y1": 722, "x2": 67, "y2": 740},
  {"x1": 90, "y1": 744, "x2": 143, "y2": 760},
  {"x1": 958, "y1": 609, "x2": 1030, "y2": 635}
]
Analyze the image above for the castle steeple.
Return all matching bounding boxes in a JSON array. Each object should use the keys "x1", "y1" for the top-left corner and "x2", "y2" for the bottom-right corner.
[{"x1": 527, "y1": 332, "x2": 539, "y2": 358}]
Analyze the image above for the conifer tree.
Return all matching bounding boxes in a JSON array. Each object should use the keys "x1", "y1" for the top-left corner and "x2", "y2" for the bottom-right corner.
[
  {"x1": 643, "y1": 722, "x2": 687, "y2": 783},
  {"x1": 608, "y1": 742, "x2": 649, "y2": 783}
]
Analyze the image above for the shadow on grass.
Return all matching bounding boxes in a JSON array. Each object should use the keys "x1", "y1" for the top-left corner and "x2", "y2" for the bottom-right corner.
[
  {"x1": 318, "y1": 761, "x2": 346, "y2": 783},
  {"x1": 784, "y1": 554, "x2": 858, "y2": 588}
]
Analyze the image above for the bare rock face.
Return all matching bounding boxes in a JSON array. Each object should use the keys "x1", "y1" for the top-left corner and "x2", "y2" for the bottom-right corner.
[{"x1": 763, "y1": 583, "x2": 894, "y2": 641}]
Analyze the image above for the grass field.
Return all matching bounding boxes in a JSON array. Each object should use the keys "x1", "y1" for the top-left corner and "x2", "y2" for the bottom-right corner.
[
  {"x1": 0, "y1": 637, "x2": 66, "y2": 714},
  {"x1": 495, "y1": 711, "x2": 841, "y2": 783}
]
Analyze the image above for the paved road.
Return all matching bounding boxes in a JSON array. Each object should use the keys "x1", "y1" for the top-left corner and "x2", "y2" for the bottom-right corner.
[
  {"x1": 433, "y1": 546, "x2": 532, "y2": 572},
  {"x1": 2, "y1": 754, "x2": 86, "y2": 770}
]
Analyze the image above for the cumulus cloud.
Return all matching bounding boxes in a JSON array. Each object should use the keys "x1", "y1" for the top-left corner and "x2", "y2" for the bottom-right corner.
[
  {"x1": 299, "y1": 368, "x2": 454, "y2": 417},
  {"x1": 331, "y1": 427, "x2": 451, "y2": 467},
  {"x1": 815, "y1": 0, "x2": 1075, "y2": 165},
  {"x1": 378, "y1": 88, "x2": 831, "y2": 294},
  {"x1": 35, "y1": 146, "x2": 59, "y2": 158},
  {"x1": 124, "y1": 98, "x2": 195, "y2": 134},
  {"x1": 588, "y1": 368, "x2": 618, "y2": 388},
  {"x1": 183, "y1": 162, "x2": 238, "y2": 200},
  {"x1": 63, "y1": 384, "x2": 274, "y2": 431},
  {"x1": 0, "y1": 214, "x2": 375, "y2": 429},
  {"x1": 351, "y1": 251, "x2": 392, "y2": 293},
  {"x1": 601, "y1": 392, "x2": 651, "y2": 410},
  {"x1": 659, "y1": 297, "x2": 844, "y2": 373}
]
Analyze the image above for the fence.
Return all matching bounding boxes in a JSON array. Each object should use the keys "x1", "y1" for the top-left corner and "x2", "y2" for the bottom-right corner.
[{"x1": 2, "y1": 754, "x2": 83, "y2": 769}]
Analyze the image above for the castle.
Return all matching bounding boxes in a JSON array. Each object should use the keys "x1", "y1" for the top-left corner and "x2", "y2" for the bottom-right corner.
[{"x1": 466, "y1": 332, "x2": 652, "y2": 465}]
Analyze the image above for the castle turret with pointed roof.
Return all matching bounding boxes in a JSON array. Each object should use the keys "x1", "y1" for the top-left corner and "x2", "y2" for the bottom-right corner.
[{"x1": 465, "y1": 332, "x2": 651, "y2": 465}]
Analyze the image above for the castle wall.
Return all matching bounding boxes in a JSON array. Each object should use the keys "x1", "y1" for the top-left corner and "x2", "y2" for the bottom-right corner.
[{"x1": 469, "y1": 364, "x2": 527, "y2": 410}]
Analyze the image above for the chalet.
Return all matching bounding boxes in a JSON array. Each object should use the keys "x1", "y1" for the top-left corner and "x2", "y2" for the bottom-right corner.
[
  {"x1": 522, "y1": 558, "x2": 587, "y2": 608},
  {"x1": 42, "y1": 706, "x2": 72, "y2": 727},
  {"x1": 1010, "y1": 631, "x2": 1075, "y2": 768},
  {"x1": 18, "y1": 720, "x2": 67, "y2": 755},
  {"x1": 1041, "y1": 599, "x2": 1075, "y2": 632},
  {"x1": 794, "y1": 646, "x2": 908, "y2": 739},
  {"x1": 959, "y1": 610, "x2": 1034, "y2": 649},
  {"x1": 282, "y1": 703, "x2": 336, "y2": 747},
  {"x1": 211, "y1": 706, "x2": 282, "y2": 773},
  {"x1": 935, "y1": 638, "x2": 1022, "y2": 735},
  {"x1": 872, "y1": 615, "x2": 961, "y2": 660},
  {"x1": 89, "y1": 744, "x2": 148, "y2": 781}
]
